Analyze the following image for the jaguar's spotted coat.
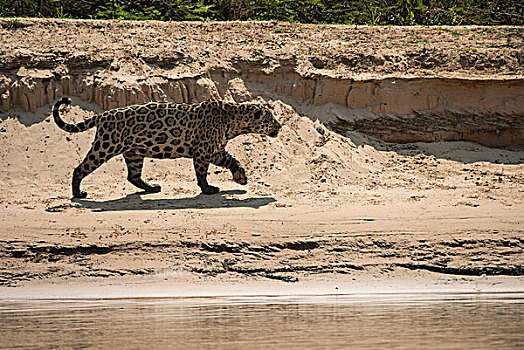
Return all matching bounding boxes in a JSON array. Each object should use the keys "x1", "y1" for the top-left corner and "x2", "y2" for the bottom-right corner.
[{"x1": 52, "y1": 97, "x2": 281, "y2": 198}]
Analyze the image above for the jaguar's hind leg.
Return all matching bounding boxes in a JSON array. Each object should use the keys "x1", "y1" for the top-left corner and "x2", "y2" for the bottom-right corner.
[
  {"x1": 123, "y1": 151, "x2": 161, "y2": 193},
  {"x1": 72, "y1": 145, "x2": 115, "y2": 198}
]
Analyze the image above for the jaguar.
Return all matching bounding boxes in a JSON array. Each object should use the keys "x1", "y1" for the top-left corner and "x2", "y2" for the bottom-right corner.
[{"x1": 52, "y1": 97, "x2": 281, "y2": 198}]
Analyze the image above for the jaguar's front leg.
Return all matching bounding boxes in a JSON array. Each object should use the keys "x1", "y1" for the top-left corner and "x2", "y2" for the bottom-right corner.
[
  {"x1": 211, "y1": 150, "x2": 247, "y2": 185},
  {"x1": 193, "y1": 157, "x2": 219, "y2": 195}
]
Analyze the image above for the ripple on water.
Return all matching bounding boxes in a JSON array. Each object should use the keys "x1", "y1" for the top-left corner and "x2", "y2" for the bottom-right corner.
[{"x1": 1, "y1": 293, "x2": 523, "y2": 350}]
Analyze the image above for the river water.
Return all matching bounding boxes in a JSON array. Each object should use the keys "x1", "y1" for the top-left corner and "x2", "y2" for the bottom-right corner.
[{"x1": 1, "y1": 293, "x2": 523, "y2": 349}]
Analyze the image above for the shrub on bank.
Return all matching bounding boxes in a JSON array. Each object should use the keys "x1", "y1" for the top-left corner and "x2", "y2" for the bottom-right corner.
[{"x1": 1, "y1": 0, "x2": 522, "y2": 25}]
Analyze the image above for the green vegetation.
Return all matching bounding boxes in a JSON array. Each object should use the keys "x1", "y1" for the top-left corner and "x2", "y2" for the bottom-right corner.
[{"x1": 0, "y1": 0, "x2": 522, "y2": 25}]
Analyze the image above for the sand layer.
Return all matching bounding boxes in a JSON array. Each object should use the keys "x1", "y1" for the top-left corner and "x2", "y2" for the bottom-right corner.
[{"x1": 0, "y1": 19, "x2": 523, "y2": 289}]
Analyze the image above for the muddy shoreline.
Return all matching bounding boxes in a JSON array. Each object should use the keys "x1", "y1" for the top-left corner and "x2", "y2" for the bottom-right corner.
[{"x1": 2, "y1": 230, "x2": 523, "y2": 287}]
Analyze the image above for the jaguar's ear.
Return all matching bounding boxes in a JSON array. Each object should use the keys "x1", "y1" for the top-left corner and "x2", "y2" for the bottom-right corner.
[{"x1": 254, "y1": 110, "x2": 262, "y2": 119}]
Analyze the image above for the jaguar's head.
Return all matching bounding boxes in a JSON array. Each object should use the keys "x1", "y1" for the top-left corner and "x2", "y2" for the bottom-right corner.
[{"x1": 241, "y1": 106, "x2": 281, "y2": 138}]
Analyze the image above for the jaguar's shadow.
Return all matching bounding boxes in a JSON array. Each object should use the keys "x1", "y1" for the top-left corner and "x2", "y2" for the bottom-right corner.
[{"x1": 46, "y1": 189, "x2": 276, "y2": 212}]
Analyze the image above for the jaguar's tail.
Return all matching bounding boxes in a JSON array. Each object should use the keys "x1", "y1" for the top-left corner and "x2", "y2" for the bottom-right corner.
[{"x1": 53, "y1": 97, "x2": 97, "y2": 133}]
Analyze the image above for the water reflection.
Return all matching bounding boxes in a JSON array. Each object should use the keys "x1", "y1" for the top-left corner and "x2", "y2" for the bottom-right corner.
[{"x1": 1, "y1": 293, "x2": 523, "y2": 349}]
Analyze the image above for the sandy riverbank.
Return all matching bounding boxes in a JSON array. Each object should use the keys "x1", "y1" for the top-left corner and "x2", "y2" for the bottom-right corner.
[{"x1": 0, "y1": 19, "x2": 522, "y2": 290}]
